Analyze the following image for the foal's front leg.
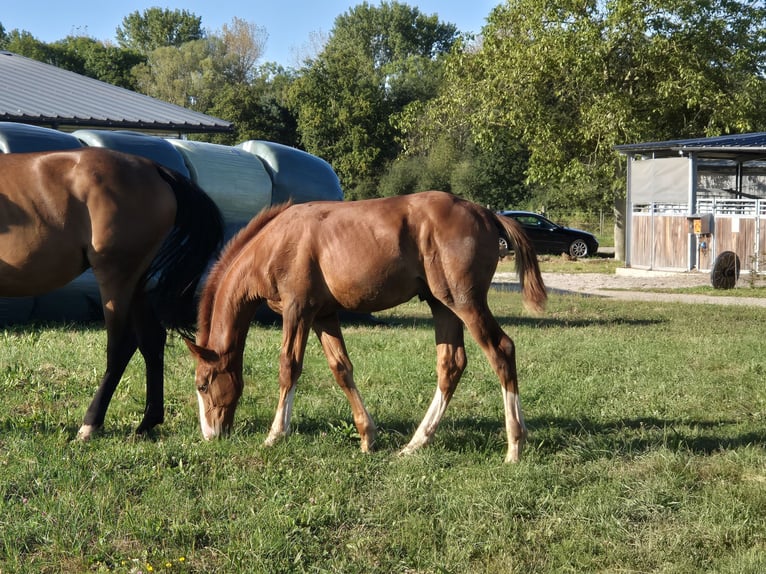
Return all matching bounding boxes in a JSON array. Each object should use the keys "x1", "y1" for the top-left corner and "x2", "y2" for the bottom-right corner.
[{"x1": 264, "y1": 315, "x2": 311, "y2": 446}]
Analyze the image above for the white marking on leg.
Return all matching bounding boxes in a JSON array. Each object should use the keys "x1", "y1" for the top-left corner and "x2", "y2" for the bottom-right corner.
[
  {"x1": 76, "y1": 424, "x2": 98, "y2": 441},
  {"x1": 502, "y1": 387, "x2": 527, "y2": 463},
  {"x1": 198, "y1": 391, "x2": 216, "y2": 440},
  {"x1": 400, "y1": 388, "x2": 449, "y2": 456},
  {"x1": 265, "y1": 385, "x2": 297, "y2": 446}
]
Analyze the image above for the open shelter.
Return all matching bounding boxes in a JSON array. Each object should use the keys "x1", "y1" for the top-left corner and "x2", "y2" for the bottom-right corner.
[{"x1": 616, "y1": 133, "x2": 766, "y2": 273}]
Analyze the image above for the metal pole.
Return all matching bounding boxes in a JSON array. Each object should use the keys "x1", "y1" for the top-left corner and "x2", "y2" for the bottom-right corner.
[
  {"x1": 625, "y1": 154, "x2": 633, "y2": 267},
  {"x1": 687, "y1": 153, "x2": 697, "y2": 271}
]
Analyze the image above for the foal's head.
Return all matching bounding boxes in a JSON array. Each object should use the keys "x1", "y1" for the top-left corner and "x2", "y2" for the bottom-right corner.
[{"x1": 185, "y1": 341, "x2": 243, "y2": 439}]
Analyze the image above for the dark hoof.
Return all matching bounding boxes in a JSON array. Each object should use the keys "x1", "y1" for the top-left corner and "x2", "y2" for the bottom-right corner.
[{"x1": 135, "y1": 416, "x2": 164, "y2": 435}]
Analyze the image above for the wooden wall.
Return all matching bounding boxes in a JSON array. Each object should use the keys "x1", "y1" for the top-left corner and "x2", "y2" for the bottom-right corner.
[
  {"x1": 631, "y1": 213, "x2": 690, "y2": 270},
  {"x1": 631, "y1": 203, "x2": 766, "y2": 272}
]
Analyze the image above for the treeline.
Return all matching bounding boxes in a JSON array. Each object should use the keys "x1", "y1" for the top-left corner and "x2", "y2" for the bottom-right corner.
[{"x1": 2, "y1": 1, "x2": 766, "y2": 211}]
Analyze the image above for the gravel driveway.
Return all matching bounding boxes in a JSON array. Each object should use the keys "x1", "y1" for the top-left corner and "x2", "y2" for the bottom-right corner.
[{"x1": 493, "y1": 269, "x2": 766, "y2": 307}]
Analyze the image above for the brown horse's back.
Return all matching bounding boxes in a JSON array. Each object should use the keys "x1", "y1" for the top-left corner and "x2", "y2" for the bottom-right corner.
[
  {"x1": 2, "y1": 146, "x2": 223, "y2": 439},
  {"x1": 242, "y1": 191, "x2": 510, "y2": 315},
  {"x1": 0, "y1": 148, "x2": 175, "y2": 296}
]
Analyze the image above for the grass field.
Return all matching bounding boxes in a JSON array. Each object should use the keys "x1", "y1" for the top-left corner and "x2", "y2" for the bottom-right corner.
[{"x1": 1, "y1": 289, "x2": 765, "y2": 573}]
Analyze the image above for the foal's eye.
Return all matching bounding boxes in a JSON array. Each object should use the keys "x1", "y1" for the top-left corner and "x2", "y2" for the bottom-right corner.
[{"x1": 197, "y1": 381, "x2": 210, "y2": 393}]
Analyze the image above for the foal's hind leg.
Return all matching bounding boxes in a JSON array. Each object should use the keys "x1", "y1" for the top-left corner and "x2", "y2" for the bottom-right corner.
[
  {"x1": 456, "y1": 303, "x2": 527, "y2": 462},
  {"x1": 313, "y1": 315, "x2": 377, "y2": 452},
  {"x1": 401, "y1": 301, "x2": 467, "y2": 456}
]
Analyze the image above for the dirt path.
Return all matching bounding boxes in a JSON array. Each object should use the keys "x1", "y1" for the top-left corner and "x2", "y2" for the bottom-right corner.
[{"x1": 492, "y1": 269, "x2": 766, "y2": 307}]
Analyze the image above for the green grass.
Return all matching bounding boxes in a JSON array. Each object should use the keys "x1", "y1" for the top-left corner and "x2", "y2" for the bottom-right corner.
[
  {"x1": 499, "y1": 256, "x2": 766, "y2": 297},
  {"x1": 1, "y1": 292, "x2": 765, "y2": 573},
  {"x1": 646, "y1": 284, "x2": 766, "y2": 298},
  {"x1": 498, "y1": 254, "x2": 622, "y2": 275},
  {"x1": 536, "y1": 255, "x2": 622, "y2": 274}
]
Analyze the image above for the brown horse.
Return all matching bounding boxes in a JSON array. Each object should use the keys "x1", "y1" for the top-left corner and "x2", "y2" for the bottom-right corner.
[
  {"x1": 1, "y1": 147, "x2": 223, "y2": 439},
  {"x1": 186, "y1": 191, "x2": 546, "y2": 462}
]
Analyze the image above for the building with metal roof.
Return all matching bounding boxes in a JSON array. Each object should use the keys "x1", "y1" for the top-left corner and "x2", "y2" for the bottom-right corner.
[
  {"x1": 615, "y1": 132, "x2": 766, "y2": 162},
  {"x1": 0, "y1": 51, "x2": 233, "y2": 134},
  {"x1": 615, "y1": 133, "x2": 766, "y2": 273}
]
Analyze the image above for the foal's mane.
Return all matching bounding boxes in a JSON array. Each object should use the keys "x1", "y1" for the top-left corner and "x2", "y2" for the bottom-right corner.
[{"x1": 196, "y1": 202, "x2": 292, "y2": 344}]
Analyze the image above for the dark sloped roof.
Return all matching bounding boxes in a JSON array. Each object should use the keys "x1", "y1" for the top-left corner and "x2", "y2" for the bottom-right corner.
[
  {"x1": 0, "y1": 51, "x2": 233, "y2": 134},
  {"x1": 615, "y1": 132, "x2": 766, "y2": 161}
]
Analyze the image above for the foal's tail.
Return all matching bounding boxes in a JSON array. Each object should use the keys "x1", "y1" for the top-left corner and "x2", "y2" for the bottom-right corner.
[
  {"x1": 494, "y1": 214, "x2": 547, "y2": 314},
  {"x1": 148, "y1": 167, "x2": 224, "y2": 333}
]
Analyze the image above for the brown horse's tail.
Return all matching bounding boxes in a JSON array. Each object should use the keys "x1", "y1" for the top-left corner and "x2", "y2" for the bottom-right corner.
[
  {"x1": 148, "y1": 167, "x2": 224, "y2": 334},
  {"x1": 494, "y1": 214, "x2": 547, "y2": 314}
]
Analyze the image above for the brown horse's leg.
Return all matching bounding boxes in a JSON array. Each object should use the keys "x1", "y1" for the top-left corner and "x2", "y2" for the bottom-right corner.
[
  {"x1": 131, "y1": 291, "x2": 167, "y2": 434},
  {"x1": 400, "y1": 301, "x2": 467, "y2": 457},
  {"x1": 264, "y1": 310, "x2": 311, "y2": 447},
  {"x1": 456, "y1": 303, "x2": 527, "y2": 463},
  {"x1": 313, "y1": 315, "x2": 377, "y2": 452},
  {"x1": 78, "y1": 267, "x2": 144, "y2": 440},
  {"x1": 78, "y1": 326, "x2": 137, "y2": 439}
]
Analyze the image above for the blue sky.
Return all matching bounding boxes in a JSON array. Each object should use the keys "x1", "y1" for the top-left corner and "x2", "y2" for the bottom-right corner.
[{"x1": 2, "y1": 1, "x2": 498, "y2": 67}]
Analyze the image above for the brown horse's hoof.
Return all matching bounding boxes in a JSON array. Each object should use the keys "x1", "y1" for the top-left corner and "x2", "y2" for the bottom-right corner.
[{"x1": 135, "y1": 417, "x2": 163, "y2": 435}]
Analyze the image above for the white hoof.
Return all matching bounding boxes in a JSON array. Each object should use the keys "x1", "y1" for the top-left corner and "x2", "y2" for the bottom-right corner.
[
  {"x1": 505, "y1": 440, "x2": 524, "y2": 463},
  {"x1": 264, "y1": 431, "x2": 286, "y2": 447},
  {"x1": 398, "y1": 441, "x2": 424, "y2": 457},
  {"x1": 76, "y1": 424, "x2": 99, "y2": 441}
]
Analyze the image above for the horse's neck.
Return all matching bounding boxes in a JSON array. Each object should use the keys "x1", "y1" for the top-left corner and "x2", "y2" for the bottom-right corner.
[{"x1": 207, "y1": 266, "x2": 263, "y2": 359}]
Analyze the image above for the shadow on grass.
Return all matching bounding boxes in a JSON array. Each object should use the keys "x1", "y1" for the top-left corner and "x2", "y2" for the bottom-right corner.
[
  {"x1": 3, "y1": 412, "x2": 761, "y2": 463},
  {"x1": 218, "y1": 411, "x2": 764, "y2": 460},
  {"x1": 0, "y1": 417, "x2": 176, "y2": 442},
  {"x1": 369, "y1": 313, "x2": 665, "y2": 331},
  {"x1": 528, "y1": 415, "x2": 766, "y2": 457}
]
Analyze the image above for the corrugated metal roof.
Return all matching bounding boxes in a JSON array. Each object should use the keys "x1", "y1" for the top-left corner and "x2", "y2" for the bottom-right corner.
[
  {"x1": 0, "y1": 51, "x2": 233, "y2": 134},
  {"x1": 615, "y1": 132, "x2": 766, "y2": 160}
]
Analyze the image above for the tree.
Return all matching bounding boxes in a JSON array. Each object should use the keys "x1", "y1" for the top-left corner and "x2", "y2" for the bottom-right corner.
[
  {"x1": 412, "y1": 0, "x2": 766, "y2": 211},
  {"x1": 219, "y1": 17, "x2": 268, "y2": 84},
  {"x1": 47, "y1": 36, "x2": 143, "y2": 89},
  {"x1": 0, "y1": 26, "x2": 143, "y2": 89},
  {"x1": 289, "y1": 1, "x2": 458, "y2": 198},
  {"x1": 206, "y1": 64, "x2": 299, "y2": 146},
  {"x1": 132, "y1": 38, "x2": 223, "y2": 110},
  {"x1": 116, "y1": 8, "x2": 204, "y2": 55},
  {"x1": 0, "y1": 28, "x2": 50, "y2": 61},
  {"x1": 130, "y1": 16, "x2": 298, "y2": 147}
]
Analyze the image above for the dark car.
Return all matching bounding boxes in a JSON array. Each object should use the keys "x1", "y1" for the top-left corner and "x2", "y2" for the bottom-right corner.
[{"x1": 498, "y1": 210, "x2": 599, "y2": 258}]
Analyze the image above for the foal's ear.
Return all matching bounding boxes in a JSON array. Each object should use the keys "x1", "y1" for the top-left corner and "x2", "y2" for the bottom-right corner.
[{"x1": 184, "y1": 338, "x2": 220, "y2": 363}]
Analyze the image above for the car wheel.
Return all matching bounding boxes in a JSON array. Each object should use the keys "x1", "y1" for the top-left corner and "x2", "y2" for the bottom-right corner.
[
  {"x1": 569, "y1": 239, "x2": 589, "y2": 258},
  {"x1": 499, "y1": 237, "x2": 511, "y2": 258}
]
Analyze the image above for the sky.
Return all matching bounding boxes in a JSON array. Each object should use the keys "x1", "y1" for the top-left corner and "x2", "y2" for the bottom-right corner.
[{"x1": 2, "y1": 1, "x2": 498, "y2": 67}]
